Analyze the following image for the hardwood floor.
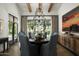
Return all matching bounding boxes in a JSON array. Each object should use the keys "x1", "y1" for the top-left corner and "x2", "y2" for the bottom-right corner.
[
  {"x1": 1, "y1": 42, "x2": 20, "y2": 56},
  {"x1": 0, "y1": 42, "x2": 74, "y2": 56},
  {"x1": 7, "y1": 43, "x2": 20, "y2": 56},
  {"x1": 57, "y1": 44, "x2": 74, "y2": 56}
]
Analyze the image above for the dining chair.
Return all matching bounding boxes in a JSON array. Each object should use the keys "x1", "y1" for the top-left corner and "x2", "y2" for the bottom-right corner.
[
  {"x1": 19, "y1": 32, "x2": 29, "y2": 56},
  {"x1": 29, "y1": 43, "x2": 39, "y2": 56},
  {"x1": 41, "y1": 32, "x2": 58, "y2": 56}
]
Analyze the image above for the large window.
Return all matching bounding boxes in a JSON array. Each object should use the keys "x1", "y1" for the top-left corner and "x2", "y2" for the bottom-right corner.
[
  {"x1": 27, "y1": 16, "x2": 52, "y2": 40},
  {"x1": 8, "y1": 15, "x2": 13, "y2": 35},
  {"x1": 8, "y1": 14, "x2": 18, "y2": 43},
  {"x1": 14, "y1": 18, "x2": 18, "y2": 39}
]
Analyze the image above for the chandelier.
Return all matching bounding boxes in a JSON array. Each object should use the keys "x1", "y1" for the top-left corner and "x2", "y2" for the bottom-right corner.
[
  {"x1": 33, "y1": 3, "x2": 46, "y2": 34},
  {"x1": 33, "y1": 3, "x2": 45, "y2": 19}
]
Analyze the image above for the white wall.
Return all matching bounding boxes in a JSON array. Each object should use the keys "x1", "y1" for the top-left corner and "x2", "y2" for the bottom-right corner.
[
  {"x1": 0, "y1": 3, "x2": 21, "y2": 52},
  {"x1": 58, "y1": 3, "x2": 79, "y2": 35}
]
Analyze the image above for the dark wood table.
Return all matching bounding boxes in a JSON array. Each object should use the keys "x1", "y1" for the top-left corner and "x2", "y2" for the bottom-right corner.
[
  {"x1": 29, "y1": 40, "x2": 49, "y2": 44},
  {"x1": 0, "y1": 38, "x2": 9, "y2": 53}
]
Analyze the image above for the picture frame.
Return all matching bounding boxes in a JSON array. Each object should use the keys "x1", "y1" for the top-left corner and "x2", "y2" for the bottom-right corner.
[{"x1": 0, "y1": 19, "x2": 4, "y2": 33}]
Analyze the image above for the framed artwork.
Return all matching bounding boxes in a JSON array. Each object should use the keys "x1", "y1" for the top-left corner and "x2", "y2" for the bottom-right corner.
[
  {"x1": 62, "y1": 6, "x2": 79, "y2": 32},
  {"x1": 0, "y1": 19, "x2": 3, "y2": 33}
]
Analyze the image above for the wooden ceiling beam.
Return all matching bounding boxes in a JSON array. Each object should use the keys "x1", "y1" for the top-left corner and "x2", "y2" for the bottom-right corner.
[
  {"x1": 38, "y1": 3, "x2": 42, "y2": 12},
  {"x1": 38, "y1": 3, "x2": 42, "y2": 9},
  {"x1": 26, "y1": 3, "x2": 32, "y2": 12},
  {"x1": 48, "y1": 3, "x2": 53, "y2": 12}
]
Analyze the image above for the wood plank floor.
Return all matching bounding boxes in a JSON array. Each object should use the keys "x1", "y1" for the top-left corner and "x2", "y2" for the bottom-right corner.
[
  {"x1": 57, "y1": 44, "x2": 74, "y2": 56},
  {"x1": 0, "y1": 42, "x2": 74, "y2": 56}
]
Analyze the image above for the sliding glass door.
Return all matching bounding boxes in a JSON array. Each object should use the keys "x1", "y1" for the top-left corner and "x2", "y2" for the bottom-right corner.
[{"x1": 8, "y1": 14, "x2": 18, "y2": 44}]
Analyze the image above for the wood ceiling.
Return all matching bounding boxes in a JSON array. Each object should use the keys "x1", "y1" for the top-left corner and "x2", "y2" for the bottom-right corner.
[
  {"x1": 17, "y1": 3, "x2": 62, "y2": 15},
  {"x1": 26, "y1": 3, "x2": 32, "y2": 12},
  {"x1": 26, "y1": 3, "x2": 53, "y2": 13},
  {"x1": 48, "y1": 3, "x2": 53, "y2": 12}
]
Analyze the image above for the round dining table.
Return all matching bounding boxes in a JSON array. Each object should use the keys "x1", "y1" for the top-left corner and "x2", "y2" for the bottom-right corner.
[{"x1": 29, "y1": 39, "x2": 49, "y2": 56}]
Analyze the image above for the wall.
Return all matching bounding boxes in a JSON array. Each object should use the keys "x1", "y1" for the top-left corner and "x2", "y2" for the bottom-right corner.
[
  {"x1": 58, "y1": 3, "x2": 79, "y2": 35},
  {"x1": 0, "y1": 3, "x2": 21, "y2": 52}
]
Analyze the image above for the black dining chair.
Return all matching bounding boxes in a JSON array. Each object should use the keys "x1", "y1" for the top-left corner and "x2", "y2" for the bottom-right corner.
[
  {"x1": 19, "y1": 32, "x2": 39, "y2": 56},
  {"x1": 41, "y1": 32, "x2": 58, "y2": 56},
  {"x1": 29, "y1": 43, "x2": 39, "y2": 56},
  {"x1": 19, "y1": 32, "x2": 29, "y2": 56}
]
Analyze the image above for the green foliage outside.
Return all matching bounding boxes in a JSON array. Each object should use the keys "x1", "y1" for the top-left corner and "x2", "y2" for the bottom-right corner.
[
  {"x1": 8, "y1": 21, "x2": 17, "y2": 35},
  {"x1": 8, "y1": 21, "x2": 12, "y2": 35}
]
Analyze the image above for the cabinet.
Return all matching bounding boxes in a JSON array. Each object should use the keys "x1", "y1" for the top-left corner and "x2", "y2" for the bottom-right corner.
[{"x1": 58, "y1": 33, "x2": 79, "y2": 55}]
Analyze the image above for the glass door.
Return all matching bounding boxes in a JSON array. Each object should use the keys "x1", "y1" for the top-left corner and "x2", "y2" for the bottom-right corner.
[
  {"x1": 8, "y1": 14, "x2": 18, "y2": 44},
  {"x1": 8, "y1": 14, "x2": 13, "y2": 43}
]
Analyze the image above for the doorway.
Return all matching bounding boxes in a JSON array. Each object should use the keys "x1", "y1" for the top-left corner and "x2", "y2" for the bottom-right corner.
[{"x1": 8, "y1": 14, "x2": 18, "y2": 44}]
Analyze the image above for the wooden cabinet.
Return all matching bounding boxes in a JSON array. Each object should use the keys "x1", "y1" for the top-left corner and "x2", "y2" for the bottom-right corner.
[
  {"x1": 75, "y1": 38, "x2": 79, "y2": 55},
  {"x1": 58, "y1": 34, "x2": 79, "y2": 55}
]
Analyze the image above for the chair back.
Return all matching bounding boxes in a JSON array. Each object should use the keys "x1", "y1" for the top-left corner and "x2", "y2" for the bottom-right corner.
[
  {"x1": 50, "y1": 32, "x2": 58, "y2": 45},
  {"x1": 49, "y1": 32, "x2": 58, "y2": 56},
  {"x1": 19, "y1": 32, "x2": 29, "y2": 56}
]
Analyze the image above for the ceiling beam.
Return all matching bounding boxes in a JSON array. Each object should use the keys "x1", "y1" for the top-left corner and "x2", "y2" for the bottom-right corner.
[
  {"x1": 48, "y1": 3, "x2": 53, "y2": 12},
  {"x1": 38, "y1": 3, "x2": 42, "y2": 12},
  {"x1": 26, "y1": 3, "x2": 32, "y2": 12},
  {"x1": 38, "y1": 3, "x2": 42, "y2": 9}
]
